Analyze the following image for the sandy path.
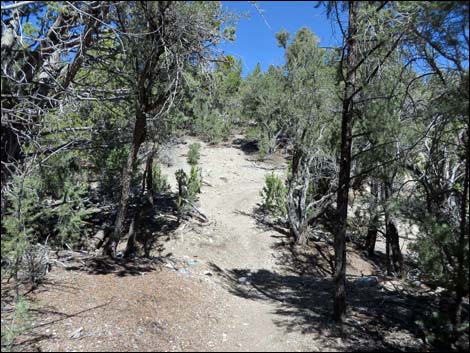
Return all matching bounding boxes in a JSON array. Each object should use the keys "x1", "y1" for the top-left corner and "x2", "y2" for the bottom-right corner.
[
  {"x1": 160, "y1": 137, "x2": 321, "y2": 351},
  {"x1": 20, "y1": 137, "x2": 433, "y2": 352},
  {"x1": 162, "y1": 137, "x2": 285, "y2": 270}
]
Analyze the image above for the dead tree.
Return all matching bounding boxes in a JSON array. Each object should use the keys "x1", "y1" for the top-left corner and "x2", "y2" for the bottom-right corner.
[{"x1": 287, "y1": 144, "x2": 337, "y2": 245}]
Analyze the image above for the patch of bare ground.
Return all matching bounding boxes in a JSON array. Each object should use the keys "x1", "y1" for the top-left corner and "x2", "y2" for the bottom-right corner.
[{"x1": 10, "y1": 259, "x2": 231, "y2": 352}]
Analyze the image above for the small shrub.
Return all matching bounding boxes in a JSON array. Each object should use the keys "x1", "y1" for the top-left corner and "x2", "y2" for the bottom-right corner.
[
  {"x1": 188, "y1": 165, "x2": 202, "y2": 200},
  {"x1": 175, "y1": 168, "x2": 188, "y2": 214},
  {"x1": 175, "y1": 167, "x2": 203, "y2": 217},
  {"x1": 151, "y1": 164, "x2": 170, "y2": 193},
  {"x1": 257, "y1": 135, "x2": 269, "y2": 161},
  {"x1": 187, "y1": 143, "x2": 201, "y2": 166},
  {"x1": 0, "y1": 296, "x2": 32, "y2": 352},
  {"x1": 193, "y1": 112, "x2": 231, "y2": 144},
  {"x1": 260, "y1": 173, "x2": 287, "y2": 218},
  {"x1": 93, "y1": 146, "x2": 129, "y2": 200}
]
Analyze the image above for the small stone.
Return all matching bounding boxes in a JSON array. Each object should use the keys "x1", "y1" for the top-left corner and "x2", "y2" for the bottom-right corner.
[
  {"x1": 178, "y1": 268, "x2": 190, "y2": 276},
  {"x1": 238, "y1": 277, "x2": 248, "y2": 284},
  {"x1": 354, "y1": 276, "x2": 379, "y2": 287},
  {"x1": 204, "y1": 271, "x2": 212, "y2": 276}
]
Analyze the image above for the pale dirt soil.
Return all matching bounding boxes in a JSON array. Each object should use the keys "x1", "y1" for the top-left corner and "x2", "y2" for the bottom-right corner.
[{"x1": 9, "y1": 136, "x2": 435, "y2": 352}]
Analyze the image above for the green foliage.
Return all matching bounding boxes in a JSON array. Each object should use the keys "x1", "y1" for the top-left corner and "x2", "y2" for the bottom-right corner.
[
  {"x1": 187, "y1": 143, "x2": 201, "y2": 166},
  {"x1": 175, "y1": 166, "x2": 202, "y2": 216},
  {"x1": 52, "y1": 181, "x2": 92, "y2": 247},
  {"x1": 191, "y1": 112, "x2": 228, "y2": 144},
  {"x1": 39, "y1": 152, "x2": 81, "y2": 199},
  {"x1": 415, "y1": 307, "x2": 468, "y2": 350},
  {"x1": 409, "y1": 215, "x2": 468, "y2": 290},
  {"x1": 188, "y1": 166, "x2": 202, "y2": 200},
  {"x1": 38, "y1": 153, "x2": 93, "y2": 248},
  {"x1": 2, "y1": 173, "x2": 40, "y2": 286},
  {"x1": 95, "y1": 146, "x2": 129, "y2": 200},
  {"x1": 275, "y1": 29, "x2": 290, "y2": 48},
  {"x1": 175, "y1": 168, "x2": 188, "y2": 199},
  {"x1": 260, "y1": 173, "x2": 287, "y2": 218},
  {"x1": 2, "y1": 156, "x2": 93, "y2": 281},
  {"x1": 257, "y1": 134, "x2": 269, "y2": 161},
  {"x1": 171, "y1": 56, "x2": 242, "y2": 143},
  {"x1": 1, "y1": 296, "x2": 31, "y2": 352},
  {"x1": 242, "y1": 64, "x2": 287, "y2": 157},
  {"x1": 151, "y1": 164, "x2": 170, "y2": 193}
]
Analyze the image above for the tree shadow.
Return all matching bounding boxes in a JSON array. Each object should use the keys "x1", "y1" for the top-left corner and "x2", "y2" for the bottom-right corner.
[
  {"x1": 1, "y1": 278, "x2": 110, "y2": 351},
  {"x1": 234, "y1": 208, "x2": 291, "y2": 237},
  {"x1": 231, "y1": 137, "x2": 259, "y2": 155},
  {"x1": 210, "y1": 208, "x2": 445, "y2": 351},
  {"x1": 12, "y1": 302, "x2": 110, "y2": 350},
  {"x1": 272, "y1": 239, "x2": 335, "y2": 278},
  {"x1": 64, "y1": 256, "x2": 165, "y2": 277},
  {"x1": 209, "y1": 262, "x2": 436, "y2": 351},
  {"x1": 234, "y1": 208, "x2": 335, "y2": 277},
  {"x1": 126, "y1": 192, "x2": 181, "y2": 258}
]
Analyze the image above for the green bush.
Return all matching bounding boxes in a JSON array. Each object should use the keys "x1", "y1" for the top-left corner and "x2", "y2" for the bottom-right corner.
[
  {"x1": 188, "y1": 165, "x2": 202, "y2": 200},
  {"x1": 1, "y1": 296, "x2": 31, "y2": 352},
  {"x1": 187, "y1": 143, "x2": 201, "y2": 166},
  {"x1": 91, "y1": 146, "x2": 129, "y2": 200},
  {"x1": 257, "y1": 134, "x2": 269, "y2": 161},
  {"x1": 193, "y1": 113, "x2": 231, "y2": 144},
  {"x1": 260, "y1": 173, "x2": 287, "y2": 218},
  {"x1": 151, "y1": 164, "x2": 170, "y2": 193},
  {"x1": 175, "y1": 166, "x2": 203, "y2": 217},
  {"x1": 2, "y1": 174, "x2": 40, "y2": 289}
]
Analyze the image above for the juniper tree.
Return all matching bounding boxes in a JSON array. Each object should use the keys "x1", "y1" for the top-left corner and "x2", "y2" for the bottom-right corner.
[{"x1": 101, "y1": 1, "x2": 233, "y2": 256}]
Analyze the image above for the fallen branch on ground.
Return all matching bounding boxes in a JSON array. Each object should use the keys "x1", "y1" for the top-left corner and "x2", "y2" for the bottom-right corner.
[{"x1": 181, "y1": 198, "x2": 209, "y2": 223}]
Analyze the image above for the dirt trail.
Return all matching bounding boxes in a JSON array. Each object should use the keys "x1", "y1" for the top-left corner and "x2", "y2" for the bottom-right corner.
[
  {"x1": 162, "y1": 136, "x2": 286, "y2": 270},
  {"x1": 157, "y1": 137, "x2": 333, "y2": 352},
  {"x1": 159, "y1": 138, "x2": 298, "y2": 351},
  {"x1": 26, "y1": 136, "x2": 384, "y2": 352}
]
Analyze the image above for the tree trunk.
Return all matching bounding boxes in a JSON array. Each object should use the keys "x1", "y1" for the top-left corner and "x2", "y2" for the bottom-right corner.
[
  {"x1": 365, "y1": 214, "x2": 378, "y2": 258},
  {"x1": 383, "y1": 182, "x2": 403, "y2": 277},
  {"x1": 452, "y1": 127, "x2": 469, "y2": 331},
  {"x1": 333, "y1": 0, "x2": 358, "y2": 324},
  {"x1": 103, "y1": 109, "x2": 146, "y2": 257},
  {"x1": 297, "y1": 221, "x2": 309, "y2": 245},
  {"x1": 365, "y1": 180, "x2": 379, "y2": 257},
  {"x1": 142, "y1": 144, "x2": 156, "y2": 205},
  {"x1": 385, "y1": 218, "x2": 403, "y2": 276},
  {"x1": 124, "y1": 211, "x2": 138, "y2": 258}
]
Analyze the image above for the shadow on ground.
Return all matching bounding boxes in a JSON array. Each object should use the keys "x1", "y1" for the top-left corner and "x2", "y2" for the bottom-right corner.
[
  {"x1": 212, "y1": 208, "x2": 444, "y2": 351},
  {"x1": 64, "y1": 256, "x2": 166, "y2": 276},
  {"x1": 235, "y1": 208, "x2": 334, "y2": 277},
  {"x1": 231, "y1": 137, "x2": 259, "y2": 155},
  {"x1": 209, "y1": 262, "x2": 437, "y2": 352},
  {"x1": 1, "y1": 279, "x2": 110, "y2": 351}
]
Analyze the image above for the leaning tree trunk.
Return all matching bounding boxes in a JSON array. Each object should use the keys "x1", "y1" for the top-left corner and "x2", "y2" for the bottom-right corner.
[
  {"x1": 103, "y1": 109, "x2": 146, "y2": 257},
  {"x1": 334, "y1": 0, "x2": 358, "y2": 323}
]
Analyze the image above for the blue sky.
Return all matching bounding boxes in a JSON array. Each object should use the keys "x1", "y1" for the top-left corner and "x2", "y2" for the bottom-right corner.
[{"x1": 220, "y1": 1, "x2": 343, "y2": 76}]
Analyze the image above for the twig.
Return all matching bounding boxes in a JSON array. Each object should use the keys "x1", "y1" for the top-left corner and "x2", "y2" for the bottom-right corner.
[{"x1": 181, "y1": 198, "x2": 209, "y2": 223}]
